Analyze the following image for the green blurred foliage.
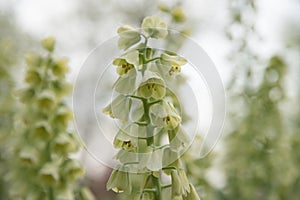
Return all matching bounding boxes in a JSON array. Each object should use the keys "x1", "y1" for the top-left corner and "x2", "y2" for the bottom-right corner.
[
  {"x1": 0, "y1": 13, "x2": 29, "y2": 199},
  {"x1": 219, "y1": 0, "x2": 300, "y2": 199},
  {"x1": 223, "y1": 56, "x2": 299, "y2": 200}
]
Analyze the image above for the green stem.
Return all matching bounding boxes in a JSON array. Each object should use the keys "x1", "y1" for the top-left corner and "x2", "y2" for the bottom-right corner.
[
  {"x1": 127, "y1": 95, "x2": 145, "y2": 101},
  {"x1": 141, "y1": 37, "x2": 149, "y2": 76},
  {"x1": 152, "y1": 175, "x2": 162, "y2": 200},
  {"x1": 148, "y1": 99, "x2": 162, "y2": 107},
  {"x1": 145, "y1": 57, "x2": 161, "y2": 64},
  {"x1": 49, "y1": 187, "x2": 54, "y2": 200},
  {"x1": 142, "y1": 99, "x2": 153, "y2": 146}
]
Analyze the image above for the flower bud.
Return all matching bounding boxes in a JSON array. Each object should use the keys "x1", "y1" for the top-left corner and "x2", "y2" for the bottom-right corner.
[
  {"x1": 142, "y1": 16, "x2": 168, "y2": 39},
  {"x1": 52, "y1": 58, "x2": 69, "y2": 77},
  {"x1": 185, "y1": 184, "x2": 200, "y2": 200},
  {"x1": 171, "y1": 6, "x2": 186, "y2": 22},
  {"x1": 41, "y1": 37, "x2": 55, "y2": 52}
]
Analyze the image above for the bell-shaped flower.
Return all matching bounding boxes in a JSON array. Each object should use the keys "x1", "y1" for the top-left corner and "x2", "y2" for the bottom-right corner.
[
  {"x1": 121, "y1": 50, "x2": 140, "y2": 67},
  {"x1": 150, "y1": 101, "x2": 181, "y2": 129},
  {"x1": 106, "y1": 165, "x2": 132, "y2": 193},
  {"x1": 25, "y1": 69, "x2": 42, "y2": 85},
  {"x1": 41, "y1": 37, "x2": 55, "y2": 52},
  {"x1": 102, "y1": 95, "x2": 131, "y2": 121},
  {"x1": 137, "y1": 71, "x2": 166, "y2": 99},
  {"x1": 51, "y1": 79, "x2": 72, "y2": 97},
  {"x1": 130, "y1": 100, "x2": 144, "y2": 122},
  {"x1": 185, "y1": 184, "x2": 200, "y2": 200},
  {"x1": 32, "y1": 121, "x2": 52, "y2": 139},
  {"x1": 113, "y1": 66, "x2": 137, "y2": 94},
  {"x1": 62, "y1": 159, "x2": 85, "y2": 182},
  {"x1": 171, "y1": 170, "x2": 185, "y2": 198},
  {"x1": 52, "y1": 133, "x2": 78, "y2": 156},
  {"x1": 142, "y1": 16, "x2": 168, "y2": 39},
  {"x1": 36, "y1": 90, "x2": 56, "y2": 110},
  {"x1": 178, "y1": 169, "x2": 190, "y2": 195},
  {"x1": 54, "y1": 105, "x2": 73, "y2": 128},
  {"x1": 113, "y1": 125, "x2": 138, "y2": 151},
  {"x1": 18, "y1": 146, "x2": 39, "y2": 165},
  {"x1": 160, "y1": 52, "x2": 187, "y2": 76},
  {"x1": 117, "y1": 25, "x2": 141, "y2": 50},
  {"x1": 146, "y1": 148, "x2": 163, "y2": 171},
  {"x1": 38, "y1": 162, "x2": 60, "y2": 185},
  {"x1": 114, "y1": 149, "x2": 138, "y2": 165},
  {"x1": 52, "y1": 57, "x2": 69, "y2": 77},
  {"x1": 18, "y1": 87, "x2": 36, "y2": 103},
  {"x1": 25, "y1": 52, "x2": 41, "y2": 69},
  {"x1": 113, "y1": 58, "x2": 135, "y2": 76},
  {"x1": 169, "y1": 126, "x2": 190, "y2": 152},
  {"x1": 162, "y1": 147, "x2": 181, "y2": 172}
]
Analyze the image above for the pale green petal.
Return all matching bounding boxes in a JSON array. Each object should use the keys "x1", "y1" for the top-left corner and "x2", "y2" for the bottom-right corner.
[
  {"x1": 171, "y1": 170, "x2": 183, "y2": 197},
  {"x1": 142, "y1": 16, "x2": 168, "y2": 39},
  {"x1": 38, "y1": 162, "x2": 60, "y2": 185},
  {"x1": 117, "y1": 25, "x2": 141, "y2": 50},
  {"x1": 56, "y1": 188, "x2": 74, "y2": 200},
  {"x1": 114, "y1": 125, "x2": 138, "y2": 151},
  {"x1": 178, "y1": 169, "x2": 190, "y2": 195},
  {"x1": 121, "y1": 50, "x2": 139, "y2": 67},
  {"x1": 137, "y1": 83, "x2": 153, "y2": 98},
  {"x1": 108, "y1": 94, "x2": 131, "y2": 121},
  {"x1": 162, "y1": 148, "x2": 180, "y2": 169},
  {"x1": 63, "y1": 159, "x2": 85, "y2": 181},
  {"x1": 147, "y1": 149, "x2": 163, "y2": 171},
  {"x1": 137, "y1": 71, "x2": 166, "y2": 99},
  {"x1": 150, "y1": 101, "x2": 181, "y2": 129},
  {"x1": 170, "y1": 127, "x2": 190, "y2": 152},
  {"x1": 131, "y1": 101, "x2": 144, "y2": 121},
  {"x1": 36, "y1": 90, "x2": 56, "y2": 109},
  {"x1": 113, "y1": 69, "x2": 137, "y2": 94},
  {"x1": 186, "y1": 184, "x2": 200, "y2": 200},
  {"x1": 32, "y1": 121, "x2": 52, "y2": 139},
  {"x1": 25, "y1": 69, "x2": 42, "y2": 85},
  {"x1": 129, "y1": 123, "x2": 147, "y2": 138},
  {"x1": 18, "y1": 146, "x2": 39, "y2": 165},
  {"x1": 106, "y1": 165, "x2": 131, "y2": 193},
  {"x1": 25, "y1": 52, "x2": 41, "y2": 68},
  {"x1": 114, "y1": 149, "x2": 138, "y2": 164},
  {"x1": 52, "y1": 134, "x2": 78, "y2": 155}
]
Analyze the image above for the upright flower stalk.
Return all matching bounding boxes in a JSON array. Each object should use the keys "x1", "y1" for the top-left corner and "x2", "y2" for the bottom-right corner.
[
  {"x1": 7, "y1": 38, "x2": 94, "y2": 200},
  {"x1": 103, "y1": 16, "x2": 200, "y2": 200}
]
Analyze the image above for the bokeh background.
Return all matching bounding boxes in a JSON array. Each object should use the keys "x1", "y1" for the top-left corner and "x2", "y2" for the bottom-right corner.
[{"x1": 1, "y1": 0, "x2": 299, "y2": 199}]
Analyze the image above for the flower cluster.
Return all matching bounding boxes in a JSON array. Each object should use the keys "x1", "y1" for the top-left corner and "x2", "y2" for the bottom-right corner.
[
  {"x1": 103, "y1": 16, "x2": 200, "y2": 200},
  {"x1": 7, "y1": 37, "x2": 94, "y2": 200}
]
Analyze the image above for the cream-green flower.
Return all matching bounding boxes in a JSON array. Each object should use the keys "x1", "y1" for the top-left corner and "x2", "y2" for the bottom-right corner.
[
  {"x1": 106, "y1": 165, "x2": 132, "y2": 193},
  {"x1": 117, "y1": 25, "x2": 141, "y2": 50},
  {"x1": 142, "y1": 16, "x2": 168, "y2": 39}
]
